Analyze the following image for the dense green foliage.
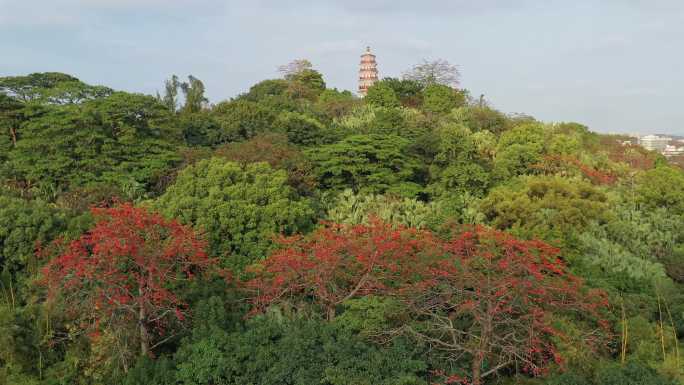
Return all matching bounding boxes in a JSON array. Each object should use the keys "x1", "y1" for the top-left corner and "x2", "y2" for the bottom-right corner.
[
  {"x1": 154, "y1": 158, "x2": 315, "y2": 270},
  {"x1": 1, "y1": 69, "x2": 683, "y2": 385},
  {"x1": 306, "y1": 134, "x2": 425, "y2": 197}
]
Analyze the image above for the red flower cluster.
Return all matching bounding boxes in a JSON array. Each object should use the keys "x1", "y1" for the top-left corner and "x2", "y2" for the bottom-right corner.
[
  {"x1": 246, "y1": 220, "x2": 443, "y2": 319},
  {"x1": 42, "y1": 203, "x2": 214, "y2": 356},
  {"x1": 535, "y1": 155, "x2": 617, "y2": 185},
  {"x1": 246, "y1": 221, "x2": 610, "y2": 385}
]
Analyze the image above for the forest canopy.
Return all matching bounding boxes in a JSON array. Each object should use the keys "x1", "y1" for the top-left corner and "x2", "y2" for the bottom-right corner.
[{"x1": 1, "y1": 67, "x2": 683, "y2": 385}]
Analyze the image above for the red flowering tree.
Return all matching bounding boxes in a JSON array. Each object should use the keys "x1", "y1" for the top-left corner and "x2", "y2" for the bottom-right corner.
[
  {"x1": 246, "y1": 220, "x2": 442, "y2": 320},
  {"x1": 534, "y1": 155, "x2": 617, "y2": 185},
  {"x1": 246, "y1": 221, "x2": 609, "y2": 384},
  {"x1": 397, "y1": 226, "x2": 609, "y2": 385},
  {"x1": 42, "y1": 203, "x2": 214, "y2": 366}
]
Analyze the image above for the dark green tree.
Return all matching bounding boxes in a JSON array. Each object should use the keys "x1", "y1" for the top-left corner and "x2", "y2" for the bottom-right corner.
[
  {"x1": 211, "y1": 100, "x2": 278, "y2": 144},
  {"x1": 274, "y1": 111, "x2": 325, "y2": 146},
  {"x1": 242, "y1": 79, "x2": 290, "y2": 102},
  {"x1": 175, "y1": 315, "x2": 427, "y2": 385},
  {"x1": 0, "y1": 72, "x2": 112, "y2": 104},
  {"x1": 215, "y1": 133, "x2": 317, "y2": 195},
  {"x1": 2, "y1": 92, "x2": 181, "y2": 197},
  {"x1": 369, "y1": 108, "x2": 410, "y2": 136},
  {"x1": 428, "y1": 123, "x2": 491, "y2": 197},
  {"x1": 0, "y1": 94, "x2": 23, "y2": 149},
  {"x1": 306, "y1": 134, "x2": 424, "y2": 197},
  {"x1": 317, "y1": 88, "x2": 358, "y2": 119},
  {"x1": 0, "y1": 194, "x2": 82, "y2": 304},
  {"x1": 380, "y1": 78, "x2": 423, "y2": 107}
]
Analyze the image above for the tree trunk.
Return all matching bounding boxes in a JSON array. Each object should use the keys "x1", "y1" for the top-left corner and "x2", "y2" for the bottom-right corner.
[
  {"x1": 139, "y1": 306, "x2": 150, "y2": 356},
  {"x1": 139, "y1": 288, "x2": 150, "y2": 357},
  {"x1": 9, "y1": 127, "x2": 17, "y2": 147},
  {"x1": 471, "y1": 351, "x2": 483, "y2": 385},
  {"x1": 472, "y1": 300, "x2": 493, "y2": 385}
]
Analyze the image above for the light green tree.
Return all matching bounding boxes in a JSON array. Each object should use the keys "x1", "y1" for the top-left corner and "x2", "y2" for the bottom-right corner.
[
  {"x1": 154, "y1": 158, "x2": 315, "y2": 270},
  {"x1": 365, "y1": 82, "x2": 400, "y2": 108}
]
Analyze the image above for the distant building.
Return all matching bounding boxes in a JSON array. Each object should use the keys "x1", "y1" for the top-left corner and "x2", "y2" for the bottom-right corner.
[
  {"x1": 639, "y1": 134, "x2": 671, "y2": 152},
  {"x1": 358, "y1": 46, "x2": 378, "y2": 96},
  {"x1": 663, "y1": 145, "x2": 684, "y2": 157}
]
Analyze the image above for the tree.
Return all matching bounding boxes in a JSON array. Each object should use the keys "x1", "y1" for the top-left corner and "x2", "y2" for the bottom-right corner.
[
  {"x1": 278, "y1": 59, "x2": 326, "y2": 93},
  {"x1": 211, "y1": 100, "x2": 278, "y2": 143},
  {"x1": 278, "y1": 59, "x2": 313, "y2": 78},
  {"x1": 306, "y1": 134, "x2": 425, "y2": 197},
  {"x1": 2, "y1": 92, "x2": 182, "y2": 198},
  {"x1": 159, "y1": 75, "x2": 180, "y2": 113},
  {"x1": 274, "y1": 111, "x2": 326, "y2": 146},
  {"x1": 214, "y1": 133, "x2": 317, "y2": 195},
  {"x1": 246, "y1": 220, "x2": 443, "y2": 320},
  {"x1": 157, "y1": 74, "x2": 209, "y2": 118},
  {"x1": 180, "y1": 75, "x2": 208, "y2": 114},
  {"x1": 289, "y1": 69, "x2": 326, "y2": 93},
  {"x1": 594, "y1": 361, "x2": 677, "y2": 385},
  {"x1": 368, "y1": 107, "x2": 411, "y2": 137},
  {"x1": 178, "y1": 111, "x2": 221, "y2": 147},
  {"x1": 317, "y1": 88, "x2": 358, "y2": 119},
  {"x1": 395, "y1": 227, "x2": 609, "y2": 385},
  {"x1": 247, "y1": 221, "x2": 609, "y2": 385},
  {"x1": 0, "y1": 93, "x2": 23, "y2": 148},
  {"x1": 365, "y1": 82, "x2": 400, "y2": 108},
  {"x1": 428, "y1": 123, "x2": 492, "y2": 197},
  {"x1": 635, "y1": 165, "x2": 684, "y2": 216},
  {"x1": 531, "y1": 155, "x2": 602, "y2": 185},
  {"x1": 175, "y1": 314, "x2": 428, "y2": 385},
  {"x1": 242, "y1": 79, "x2": 290, "y2": 102},
  {"x1": 42, "y1": 203, "x2": 214, "y2": 369},
  {"x1": 575, "y1": 227, "x2": 669, "y2": 292},
  {"x1": 431, "y1": 161, "x2": 490, "y2": 198},
  {"x1": 324, "y1": 189, "x2": 439, "y2": 229},
  {"x1": 493, "y1": 123, "x2": 547, "y2": 181},
  {"x1": 0, "y1": 72, "x2": 112, "y2": 104},
  {"x1": 403, "y1": 59, "x2": 460, "y2": 88},
  {"x1": 380, "y1": 78, "x2": 424, "y2": 107},
  {"x1": 0, "y1": 193, "x2": 76, "y2": 306},
  {"x1": 452, "y1": 105, "x2": 511, "y2": 135},
  {"x1": 577, "y1": 205, "x2": 684, "y2": 286},
  {"x1": 154, "y1": 158, "x2": 315, "y2": 271},
  {"x1": 480, "y1": 175, "x2": 611, "y2": 247},
  {"x1": 422, "y1": 84, "x2": 466, "y2": 114}
]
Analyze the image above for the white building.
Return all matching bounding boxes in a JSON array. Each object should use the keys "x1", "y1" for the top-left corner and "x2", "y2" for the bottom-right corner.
[
  {"x1": 639, "y1": 135, "x2": 671, "y2": 152},
  {"x1": 663, "y1": 145, "x2": 684, "y2": 157}
]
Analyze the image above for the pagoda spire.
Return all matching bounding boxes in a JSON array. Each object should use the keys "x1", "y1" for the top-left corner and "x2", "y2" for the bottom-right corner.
[{"x1": 358, "y1": 46, "x2": 379, "y2": 96}]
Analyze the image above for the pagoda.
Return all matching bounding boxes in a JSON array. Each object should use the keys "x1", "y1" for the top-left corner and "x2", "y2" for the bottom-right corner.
[{"x1": 358, "y1": 46, "x2": 378, "y2": 96}]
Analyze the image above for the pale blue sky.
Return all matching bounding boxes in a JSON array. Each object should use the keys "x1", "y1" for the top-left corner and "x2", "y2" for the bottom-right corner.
[{"x1": 1, "y1": 0, "x2": 683, "y2": 134}]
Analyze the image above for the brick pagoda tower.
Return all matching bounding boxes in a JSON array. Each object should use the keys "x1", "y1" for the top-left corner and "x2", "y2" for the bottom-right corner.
[{"x1": 358, "y1": 46, "x2": 378, "y2": 96}]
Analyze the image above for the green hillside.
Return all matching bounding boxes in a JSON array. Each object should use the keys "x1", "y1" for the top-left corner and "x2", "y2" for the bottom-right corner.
[{"x1": 1, "y1": 66, "x2": 682, "y2": 385}]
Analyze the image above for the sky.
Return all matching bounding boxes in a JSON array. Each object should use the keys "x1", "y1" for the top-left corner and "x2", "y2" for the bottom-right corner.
[{"x1": 1, "y1": 0, "x2": 683, "y2": 135}]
